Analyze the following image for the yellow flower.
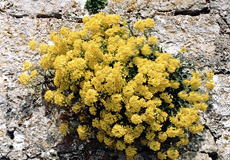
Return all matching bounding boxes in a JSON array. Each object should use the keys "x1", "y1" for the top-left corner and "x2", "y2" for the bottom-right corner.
[
  {"x1": 145, "y1": 18, "x2": 155, "y2": 28},
  {"x1": 123, "y1": 20, "x2": 127, "y2": 26},
  {"x1": 84, "y1": 89, "x2": 98, "y2": 106},
  {"x1": 125, "y1": 146, "x2": 137, "y2": 157},
  {"x1": 131, "y1": 114, "x2": 142, "y2": 124},
  {"x1": 177, "y1": 137, "x2": 189, "y2": 146},
  {"x1": 96, "y1": 131, "x2": 105, "y2": 143},
  {"x1": 157, "y1": 151, "x2": 167, "y2": 160},
  {"x1": 72, "y1": 104, "x2": 83, "y2": 114},
  {"x1": 167, "y1": 148, "x2": 179, "y2": 159},
  {"x1": 189, "y1": 124, "x2": 204, "y2": 134},
  {"x1": 54, "y1": 91, "x2": 65, "y2": 106},
  {"x1": 77, "y1": 125, "x2": 90, "y2": 140},
  {"x1": 124, "y1": 134, "x2": 135, "y2": 144},
  {"x1": 178, "y1": 91, "x2": 189, "y2": 100},
  {"x1": 29, "y1": 40, "x2": 37, "y2": 50},
  {"x1": 179, "y1": 46, "x2": 186, "y2": 53},
  {"x1": 148, "y1": 36, "x2": 158, "y2": 44},
  {"x1": 135, "y1": 36, "x2": 146, "y2": 46},
  {"x1": 104, "y1": 136, "x2": 114, "y2": 146},
  {"x1": 149, "y1": 140, "x2": 161, "y2": 151},
  {"x1": 135, "y1": 20, "x2": 145, "y2": 32},
  {"x1": 89, "y1": 107, "x2": 97, "y2": 115},
  {"x1": 160, "y1": 92, "x2": 173, "y2": 103},
  {"x1": 206, "y1": 80, "x2": 215, "y2": 90},
  {"x1": 19, "y1": 73, "x2": 31, "y2": 85},
  {"x1": 53, "y1": 55, "x2": 67, "y2": 70},
  {"x1": 82, "y1": 15, "x2": 90, "y2": 24},
  {"x1": 112, "y1": 124, "x2": 126, "y2": 138},
  {"x1": 166, "y1": 127, "x2": 184, "y2": 138},
  {"x1": 183, "y1": 79, "x2": 190, "y2": 86},
  {"x1": 193, "y1": 102, "x2": 208, "y2": 111},
  {"x1": 111, "y1": 94, "x2": 123, "y2": 103},
  {"x1": 169, "y1": 103, "x2": 174, "y2": 108},
  {"x1": 146, "y1": 129, "x2": 155, "y2": 141},
  {"x1": 44, "y1": 90, "x2": 54, "y2": 102},
  {"x1": 39, "y1": 43, "x2": 48, "y2": 54},
  {"x1": 200, "y1": 94, "x2": 209, "y2": 101},
  {"x1": 31, "y1": 70, "x2": 38, "y2": 78},
  {"x1": 39, "y1": 54, "x2": 53, "y2": 70},
  {"x1": 116, "y1": 140, "x2": 126, "y2": 150},
  {"x1": 141, "y1": 44, "x2": 152, "y2": 55},
  {"x1": 206, "y1": 70, "x2": 214, "y2": 79},
  {"x1": 190, "y1": 72, "x2": 202, "y2": 90},
  {"x1": 158, "y1": 132, "x2": 167, "y2": 142},
  {"x1": 172, "y1": 107, "x2": 200, "y2": 128},
  {"x1": 59, "y1": 123, "x2": 69, "y2": 136},
  {"x1": 60, "y1": 27, "x2": 70, "y2": 38},
  {"x1": 123, "y1": 85, "x2": 135, "y2": 98},
  {"x1": 23, "y1": 61, "x2": 33, "y2": 71},
  {"x1": 133, "y1": 124, "x2": 145, "y2": 138}
]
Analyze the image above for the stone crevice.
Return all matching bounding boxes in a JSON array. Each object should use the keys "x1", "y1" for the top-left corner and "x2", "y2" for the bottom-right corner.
[
  {"x1": 174, "y1": 7, "x2": 210, "y2": 16},
  {"x1": 2, "y1": 10, "x2": 84, "y2": 22},
  {"x1": 219, "y1": 13, "x2": 230, "y2": 29},
  {"x1": 208, "y1": 152, "x2": 218, "y2": 160},
  {"x1": 204, "y1": 124, "x2": 219, "y2": 142},
  {"x1": 36, "y1": 12, "x2": 62, "y2": 19},
  {"x1": 0, "y1": 156, "x2": 10, "y2": 160},
  {"x1": 214, "y1": 70, "x2": 230, "y2": 75},
  {"x1": 0, "y1": 8, "x2": 6, "y2": 12},
  {"x1": 9, "y1": 13, "x2": 28, "y2": 18}
]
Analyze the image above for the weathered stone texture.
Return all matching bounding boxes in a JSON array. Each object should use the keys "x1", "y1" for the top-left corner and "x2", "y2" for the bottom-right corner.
[
  {"x1": 0, "y1": 2, "x2": 83, "y2": 158},
  {"x1": 0, "y1": 0, "x2": 229, "y2": 159}
]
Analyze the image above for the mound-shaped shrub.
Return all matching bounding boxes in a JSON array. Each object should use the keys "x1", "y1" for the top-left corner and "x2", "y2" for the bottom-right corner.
[{"x1": 20, "y1": 12, "x2": 215, "y2": 160}]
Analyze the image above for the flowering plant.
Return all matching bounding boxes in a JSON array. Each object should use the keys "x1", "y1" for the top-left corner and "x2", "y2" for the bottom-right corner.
[{"x1": 20, "y1": 13, "x2": 215, "y2": 160}]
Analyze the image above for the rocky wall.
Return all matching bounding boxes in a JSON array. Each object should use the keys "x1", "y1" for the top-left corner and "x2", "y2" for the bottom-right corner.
[{"x1": 0, "y1": 0, "x2": 229, "y2": 159}]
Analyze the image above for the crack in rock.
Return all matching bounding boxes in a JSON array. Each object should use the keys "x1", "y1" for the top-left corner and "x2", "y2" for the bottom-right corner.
[
  {"x1": 9, "y1": 13, "x2": 28, "y2": 18},
  {"x1": 6, "y1": 130, "x2": 14, "y2": 140},
  {"x1": 219, "y1": 13, "x2": 230, "y2": 29},
  {"x1": 0, "y1": 8, "x2": 6, "y2": 12},
  {"x1": 3, "y1": 11, "x2": 83, "y2": 22},
  {"x1": 208, "y1": 152, "x2": 218, "y2": 160},
  {"x1": 0, "y1": 156, "x2": 10, "y2": 160},
  {"x1": 214, "y1": 70, "x2": 230, "y2": 75},
  {"x1": 36, "y1": 12, "x2": 62, "y2": 19},
  {"x1": 204, "y1": 124, "x2": 219, "y2": 142},
  {"x1": 174, "y1": 7, "x2": 210, "y2": 16}
]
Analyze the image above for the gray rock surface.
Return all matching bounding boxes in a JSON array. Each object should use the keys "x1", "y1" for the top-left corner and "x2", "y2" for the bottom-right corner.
[{"x1": 0, "y1": 0, "x2": 229, "y2": 159}]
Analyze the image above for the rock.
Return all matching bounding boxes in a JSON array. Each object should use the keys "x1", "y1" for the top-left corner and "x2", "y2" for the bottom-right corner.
[
  {"x1": 13, "y1": 131, "x2": 25, "y2": 151},
  {"x1": 78, "y1": 144, "x2": 84, "y2": 151},
  {"x1": 199, "y1": 129, "x2": 218, "y2": 153},
  {"x1": 179, "y1": 152, "x2": 212, "y2": 160}
]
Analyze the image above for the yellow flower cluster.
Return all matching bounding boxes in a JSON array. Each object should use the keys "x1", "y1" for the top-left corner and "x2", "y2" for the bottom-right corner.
[
  {"x1": 20, "y1": 12, "x2": 215, "y2": 160},
  {"x1": 19, "y1": 61, "x2": 38, "y2": 85},
  {"x1": 29, "y1": 40, "x2": 37, "y2": 50},
  {"x1": 135, "y1": 18, "x2": 155, "y2": 32},
  {"x1": 19, "y1": 73, "x2": 31, "y2": 85},
  {"x1": 179, "y1": 46, "x2": 186, "y2": 53},
  {"x1": 59, "y1": 123, "x2": 69, "y2": 136},
  {"x1": 205, "y1": 70, "x2": 215, "y2": 90},
  {"x1": 23, "y1": 61, "x2": 33, "y2": 71},
  {"x1": 183, "y1": 72, "x2": 202, "y2": 90}
]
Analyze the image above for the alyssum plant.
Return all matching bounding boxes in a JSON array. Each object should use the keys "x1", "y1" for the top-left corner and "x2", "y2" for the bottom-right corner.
[{"x1": 20, "y1": 12, "x2": 215, "y2": 160}]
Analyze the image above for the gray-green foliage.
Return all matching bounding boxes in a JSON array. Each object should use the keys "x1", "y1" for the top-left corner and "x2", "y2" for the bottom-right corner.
[{"x1": 85, "y1": 0, "x2": 108, "y2": 14}]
